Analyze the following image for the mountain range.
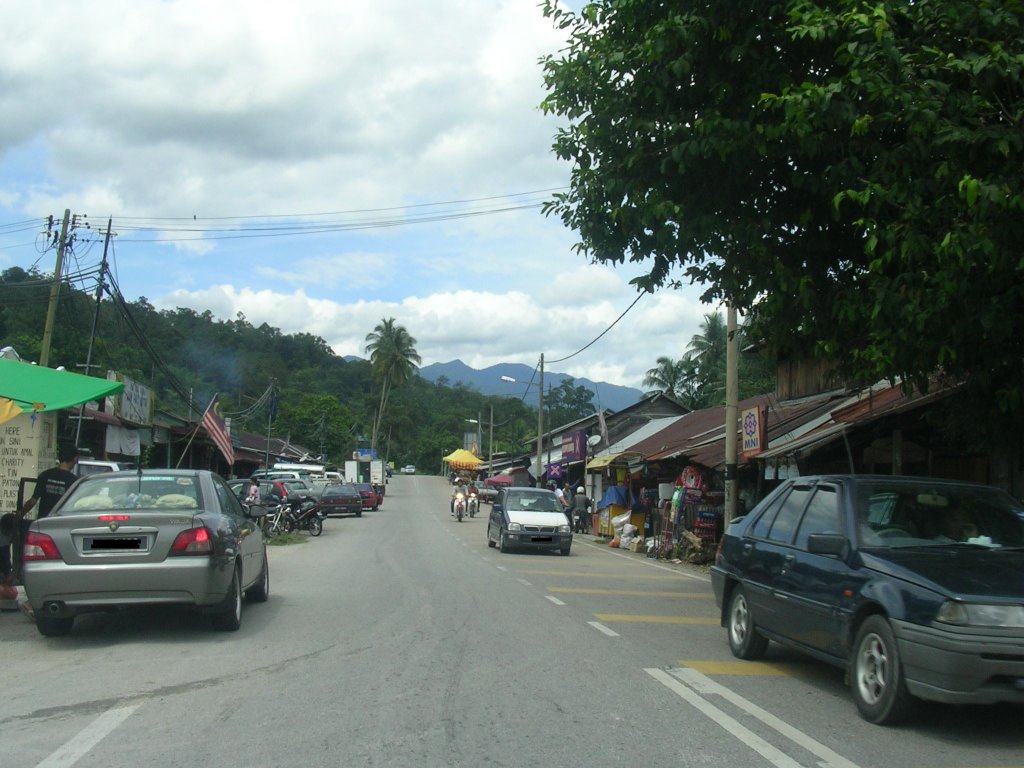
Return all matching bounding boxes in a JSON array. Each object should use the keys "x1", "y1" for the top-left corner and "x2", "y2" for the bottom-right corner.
[{"x1": 416, "y1": 360, "x2": 645, "y2": 412}]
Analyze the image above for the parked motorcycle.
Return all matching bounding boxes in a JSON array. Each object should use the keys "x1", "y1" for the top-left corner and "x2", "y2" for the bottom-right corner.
[
  {"x1": 454, "y1": 491, "x2": 466, "y2": 522},
  {"x1": 262, "y1": 502, "x2": 294, "y2": 537},
  {"x1": 288, "y1": 498, "x2": 323, "y2": 536}
]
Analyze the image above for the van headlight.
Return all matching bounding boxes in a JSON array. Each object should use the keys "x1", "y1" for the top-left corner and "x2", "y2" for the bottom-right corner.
[
  {"x1": 936, "y1": 601, "x2": 1024, "y2": 628},
  {"x1": 508, "y1": 522, "x2": 522, "y2": 532},
  {"x1": 558, "y1": 524, "x2": 571, "y2": 534}
]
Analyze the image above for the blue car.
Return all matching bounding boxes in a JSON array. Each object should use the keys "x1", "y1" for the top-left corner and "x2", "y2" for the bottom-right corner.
[{"x1": 711, "y1": 474, "x2": 1024, "y2": 725}]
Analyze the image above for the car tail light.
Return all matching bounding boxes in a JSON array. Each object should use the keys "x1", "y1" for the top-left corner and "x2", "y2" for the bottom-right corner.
[
  {"x1": 170, "y1": 526, "x2": 214, "y2": 556},
  {"x1": 24, "y1": 531, "x2": 61, "y2": 561}
]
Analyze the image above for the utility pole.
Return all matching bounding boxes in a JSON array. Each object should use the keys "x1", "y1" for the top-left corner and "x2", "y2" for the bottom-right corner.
[
  {"x1": 488, "y1": 403, "x2": 494, "y2": 474},
  {"x1": 39, "y1": 209, "x2": 72, "y2": 368},
  {"x1": 75, "y1": 218, "x2": 113, "y2": 448},
  {"x1": 536, "y1": 353, "x2": 544, "y2": 486},
  {"x1": 724, "y1": 303, "x2": 739, "y2": 526}
]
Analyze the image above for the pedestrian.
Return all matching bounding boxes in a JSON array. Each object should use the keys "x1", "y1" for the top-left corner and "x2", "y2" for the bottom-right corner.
[
  {"x1": 572, "y1": 486, "x2": 592, "y2": 534},
  {"x1": 245, "y1": 477, "x2": 261, "y2": 504},
  {"x1": 13, "y1": 443, "x2": 80, "y2": 604}
]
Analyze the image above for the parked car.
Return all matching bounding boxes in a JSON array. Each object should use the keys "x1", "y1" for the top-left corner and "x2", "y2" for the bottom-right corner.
[
  {"x1": 319, "y1": 484, "x2": 364, "y2": 518},
  {"x1": 280, "y1": 478, "x2": 323, "y2": 502},
  {"x1": 711, "y1": 474, "x2": 1024, "y2": 725},
  {"x1": 229, "y1": 478, "x2": 290, "y2": 505},
  {"x1": 353, "y1": 482, "x2": 379, "y2": 510},
  {"x1": 23, "y1": 469, "x2": 270, "y2": 637},
  {"x1": 402, "y1": 465, "x2": 416, "y2": 474},
  {"x1": 487, "y1": 487, "x2": 572, "y2": 555}
]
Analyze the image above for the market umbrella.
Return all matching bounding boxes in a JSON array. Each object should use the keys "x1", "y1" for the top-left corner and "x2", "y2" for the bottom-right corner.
[
  {"x1": 0, "y1": 358, "x2": 124, "y2": 418},
  {"x1": 443, "y1": 448, "x2": 483, "y2": 470}
]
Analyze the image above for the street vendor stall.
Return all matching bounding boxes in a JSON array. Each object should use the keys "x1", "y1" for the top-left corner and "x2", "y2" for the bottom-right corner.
[{"x1": 443, "y1": 448, "x2": 483, "y2": 473}]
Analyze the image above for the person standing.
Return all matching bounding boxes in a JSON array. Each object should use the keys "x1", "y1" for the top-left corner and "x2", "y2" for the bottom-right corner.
[
  {"x1": 245, "y1": 477, "x2": 261, "y2": 504},
  {"x1": 14, "y1": 443, "x2": 80, "y2": 588}
]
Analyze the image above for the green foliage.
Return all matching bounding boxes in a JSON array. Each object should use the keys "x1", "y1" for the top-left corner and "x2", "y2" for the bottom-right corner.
[
  {"x1": 0, "y1": 269, "x2": 536, "y2": 470},
  {"x1": 541, "y1": 0, "x2": 1024, "y2": 432}
]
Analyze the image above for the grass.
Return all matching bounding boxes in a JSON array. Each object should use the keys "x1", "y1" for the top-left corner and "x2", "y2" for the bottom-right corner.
[{"x1": 267, "y1": 532, "x2": 307, "y2": 546}]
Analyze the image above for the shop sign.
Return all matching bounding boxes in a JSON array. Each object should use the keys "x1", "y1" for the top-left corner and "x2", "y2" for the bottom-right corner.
[
  {"x1": 105, "y1": 372, "x2": 153, "y2": 426},
  {"x1": 741, "y1": 406, "x2": 766, "y2": 457},
  {"x1": 561, "y1": 430, "x2": 586, "y2": 462}
]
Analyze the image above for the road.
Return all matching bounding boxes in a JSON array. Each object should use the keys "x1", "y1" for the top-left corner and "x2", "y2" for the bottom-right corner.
[{"x1": 2, "y1": 475, "x2": 1021, "y2": 767}]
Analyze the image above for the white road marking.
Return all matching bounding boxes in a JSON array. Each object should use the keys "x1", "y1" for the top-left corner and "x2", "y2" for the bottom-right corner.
[
  {"x1": 496, "y1": 566, "x2": 508, "y2": 572},
  {"x1": 36, "y1": 704, "x2": 139, "y2": 768},
  {"x1": 597, "y1": 545, "x2": 711, "y2": 582},
  {"x1": 648, "y1": 668, "x2": 862, "y2": 768},
  {"x1": 545, "y1": 595, "x2": 566, "y2": 605},
  {"x1": 587, "y1": 621, "x2": 620, "y2": 637},
  {"x1": 517, "y1": 578, "x2": 532, "y2": 586}
]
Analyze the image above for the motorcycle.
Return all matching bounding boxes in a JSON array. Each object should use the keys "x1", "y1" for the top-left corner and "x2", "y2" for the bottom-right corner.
[
  {"x1": 288, "y1": 497, "x2": 324, "y2": 536},
  {"x1": 453, "y1": 491, "x2": 466, "y2": 522},
  {"x1": 467, "y1": 491, "x2": 478, "y2": 518},
  {"x1": 262, "y1": 502, "x2": 294, "y2": 538}
]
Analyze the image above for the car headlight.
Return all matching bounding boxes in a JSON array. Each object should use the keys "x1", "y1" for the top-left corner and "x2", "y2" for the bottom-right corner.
[
  {"x1": 558, "y1": 524, "x2": 571, "y2": 534},
  {"x1": 936, "y1": 601, "x2": 1024, "y2": 628},
  {"x1": 508, "y1": 522, "x2": 522, "y2": 532}
]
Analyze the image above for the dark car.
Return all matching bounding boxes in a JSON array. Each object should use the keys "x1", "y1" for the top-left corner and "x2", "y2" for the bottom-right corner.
[
  {"x1": 319, "y1": 484, "x2": 364, "y2": 518},
  {"x1": 353, "y1": 483, "x2": 379, "y2": 511},
  {"x1": 23, "y1": 469, "x2": 269, "y2": 637},
  {"x1": 486, "y1": 487, "x2": 572, "y2": 555},
  {"x1": 710, "y1": 474, "x2": 1024, "y2": 725}
]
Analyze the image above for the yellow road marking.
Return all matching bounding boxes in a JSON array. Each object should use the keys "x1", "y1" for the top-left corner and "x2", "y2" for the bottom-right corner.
[
  {"x1": 548, "y1": 587, "x2": 711, "y2": 598},
  {"x1": 514, "y1": 570, "x2": 681, "y2": 580},
  {"x1": 594, "y1": 613, "x2": 718, "y2": 625},
  {"x1": 679, "y1": 660, "x2": 790, "y2": 677}
]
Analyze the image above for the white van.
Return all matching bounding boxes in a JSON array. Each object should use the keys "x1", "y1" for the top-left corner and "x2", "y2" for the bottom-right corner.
[{"x1": 77, "y1": 459, "x2": 131, "y2": 477}]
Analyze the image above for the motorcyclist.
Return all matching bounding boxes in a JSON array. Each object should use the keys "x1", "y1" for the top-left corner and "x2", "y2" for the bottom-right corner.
[
  {"x1": 466, "y1": 478, "x2": 479, "y2": 515},
  {"x1": 450, "y1": 477, "x2": 468, "y2": 516},
  {"x1": 572, "y1": 486, "x2": 592, "y2": 534}
]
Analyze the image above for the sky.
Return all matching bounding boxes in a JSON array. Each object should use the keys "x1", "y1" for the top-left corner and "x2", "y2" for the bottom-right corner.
[{"x1": 0, "y1": 0, "x2": 713, "y2": 391}]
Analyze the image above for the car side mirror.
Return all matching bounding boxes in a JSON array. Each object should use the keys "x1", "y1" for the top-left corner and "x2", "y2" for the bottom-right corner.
[
  {"x1": 806, "y1": 533, "x2": 847, "y2": 557},
  {"x1": 492, "y1": 503, "x2": 503, "y2": 514}
]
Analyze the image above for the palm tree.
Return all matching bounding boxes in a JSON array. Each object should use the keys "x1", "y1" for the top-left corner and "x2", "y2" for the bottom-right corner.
[
  {"x1": 688, "y1": 311, "x2": 728, "y2": 405},
  {"x1": 364, "y1": 318, "x2": 421, "y2": 450},
  {"x1": 643, "y1": 356, "x2": 687, "y2": 398}
]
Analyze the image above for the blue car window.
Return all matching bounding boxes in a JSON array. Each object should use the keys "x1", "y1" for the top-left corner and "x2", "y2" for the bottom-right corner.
[
  {"x1": 750, "y1": 491, "x2": 787, "y2": 539},
  {"x1": 793, "y1": 486, "x2": 840, "y2": 549},
  {"x1": 767, "y1": 486, "x2": 811, "y2": 544}
]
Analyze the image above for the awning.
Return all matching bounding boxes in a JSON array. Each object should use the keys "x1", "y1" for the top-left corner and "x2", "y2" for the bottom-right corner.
[
  {"x1": 586, "y1": 451, "x2": 642, "y2": 471},
  {"x1": 0, "y1": 358, "x2": 124, "y2": 424},
  {"x1": 443, "y1": 448, "x2": 483, "y2": 470}
]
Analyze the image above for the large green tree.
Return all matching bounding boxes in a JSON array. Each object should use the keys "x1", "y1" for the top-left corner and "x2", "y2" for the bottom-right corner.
[
  {"x1": 364, "y1": 318, "x2": 422, "y2": 450},
  {"x1": 541, "y1": 0, "x2": 1024, "y2": 431}
]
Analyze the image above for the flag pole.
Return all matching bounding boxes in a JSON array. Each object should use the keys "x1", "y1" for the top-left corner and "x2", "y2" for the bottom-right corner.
[{"x1": 176, "y1": 394, "x2": 216, "y2": 468}]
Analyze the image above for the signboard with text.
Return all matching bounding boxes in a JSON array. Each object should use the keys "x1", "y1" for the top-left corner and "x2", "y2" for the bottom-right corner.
[{"x1": 742, "y1": 406, "x2": 766, "y2": 458}]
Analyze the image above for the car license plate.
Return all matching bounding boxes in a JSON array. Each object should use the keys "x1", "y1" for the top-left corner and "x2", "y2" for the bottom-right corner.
[{"x1": 85, "y1": 536, "x2": 146, "y2": 551}]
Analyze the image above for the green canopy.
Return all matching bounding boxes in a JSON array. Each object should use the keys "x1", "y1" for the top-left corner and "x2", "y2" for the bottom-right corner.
[{"x1": 0, "y1": 358, "x2": 124, "y2": 416}]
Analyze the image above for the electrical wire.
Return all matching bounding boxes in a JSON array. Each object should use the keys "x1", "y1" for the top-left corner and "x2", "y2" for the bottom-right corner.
[{"x1": 546, "y1": 291, "x2": 647, "y2": 365}]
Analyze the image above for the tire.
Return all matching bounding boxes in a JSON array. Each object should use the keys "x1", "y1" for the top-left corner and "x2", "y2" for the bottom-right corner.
[
  {"x1": 356, "y1": 509, "x2": 362, "y2": 518},
  {"x1": 246, "y1": 550, "x2": 270, "y2": 603},
  {"x1": 487, "y1": 526, "x2": 497, "y2": 548},
  {"x1": 213, "y1": 565, "x2": 243, "y2": 631},
  {"x1": 499, "y1": 531, "x2": 511, "y2": 553},
  {"x1": 560, "y1": 545, "x2": 571, "y2": 556},
  {"x1": 36, "y1": 615, "x2": 74, "y2": 637},
  {"x1": 727, "y1": 585, "x2": 769, "y2": 660},
  {"x1": 851, "y1": 615, "x2": 915, "y2": 724},
  {"x1": 308, "y1": 516, "x2": 323, "y2": 537}
]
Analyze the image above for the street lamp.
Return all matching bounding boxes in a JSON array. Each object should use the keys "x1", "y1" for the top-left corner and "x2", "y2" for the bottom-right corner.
[
  {"x1": 500, "y1": 353, "x2": 544, "y2": 485},
  {"x1": 464, "y1": 416, "x2": 482, "y2": 456}
]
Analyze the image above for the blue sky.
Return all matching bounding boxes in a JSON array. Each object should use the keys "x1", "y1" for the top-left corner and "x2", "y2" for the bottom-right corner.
[{"x1": 0, "y1": 0, "x2": 711, "y2": 390}]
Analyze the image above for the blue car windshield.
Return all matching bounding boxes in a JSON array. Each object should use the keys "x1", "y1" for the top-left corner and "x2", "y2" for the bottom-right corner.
[{"x1": 856, "y1": 481, "x2": 1024, "y2": 548}]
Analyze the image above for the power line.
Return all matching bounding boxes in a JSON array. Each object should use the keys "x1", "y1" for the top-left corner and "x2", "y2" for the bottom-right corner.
[{"x1": 547, "y1": 291, "x2": 648, "y2": 365}]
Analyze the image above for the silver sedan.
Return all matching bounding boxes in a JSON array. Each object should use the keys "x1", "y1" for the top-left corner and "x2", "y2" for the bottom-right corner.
[{"x1": 23, "y1": 469, "x2": 269, "y2": 637}]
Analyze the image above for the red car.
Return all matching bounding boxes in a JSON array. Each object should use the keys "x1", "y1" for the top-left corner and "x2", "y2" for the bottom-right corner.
[{"x1": 354, "y1": 483, "x2": 379, "y2": 510}]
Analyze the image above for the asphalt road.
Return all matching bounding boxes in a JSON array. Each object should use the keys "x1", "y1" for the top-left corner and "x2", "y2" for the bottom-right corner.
[{"x1": 2, "y1": 475, "x2": 1022, "y2": 767}]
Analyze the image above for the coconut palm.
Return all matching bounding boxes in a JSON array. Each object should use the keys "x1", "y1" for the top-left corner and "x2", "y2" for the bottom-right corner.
[
  {"x1": 364, "y1": 318, "x2": 421, "y2": 450},
  {"x1": 688, "y1": 311, "x2": 728, "y2": 404},
  {"x1": 643, "y1": 356, "x2": 688, "y2": 398}
]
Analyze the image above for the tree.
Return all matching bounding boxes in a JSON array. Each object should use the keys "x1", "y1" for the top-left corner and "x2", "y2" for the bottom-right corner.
[
  {"x1": 541, "y1": 0, "x2": 1024, "y2": 431},
  {"x1": 544, "y1": 378, "x2": 597, "y2": 427},
  {"x1": 689, "y1": 313, "x2": 728, "y2": 403},
  {"x1": 642, "y1": 355, "x2": 689, "y2": 399},
  {"x1": 364, "y1": 318, "x2": 422, "y2": 450}
]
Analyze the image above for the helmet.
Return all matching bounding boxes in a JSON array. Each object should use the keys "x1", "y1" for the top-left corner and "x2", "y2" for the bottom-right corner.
[{"x1": 577, "y1": 487, "x2": 584, "y2": 494}]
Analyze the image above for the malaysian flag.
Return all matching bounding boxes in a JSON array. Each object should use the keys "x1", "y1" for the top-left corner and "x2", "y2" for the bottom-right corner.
[{"x1": 202, "y1": 394, "x2": 234, "y2": 466}]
